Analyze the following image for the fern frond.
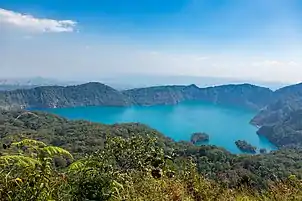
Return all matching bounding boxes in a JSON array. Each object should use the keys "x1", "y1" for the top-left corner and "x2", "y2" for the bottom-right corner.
[
  {"x1": 68, "y1": 159, "x2": 87, "y2": 172},
  {"x1": 0, "y1": 155, "x2": 40, "y2": 168},
  {"x1": 12, "y1": 139, "x2": 47, "y2": 148},
  {"x1": 42, "y1": 146, "x2": 73, "y2": 159}
]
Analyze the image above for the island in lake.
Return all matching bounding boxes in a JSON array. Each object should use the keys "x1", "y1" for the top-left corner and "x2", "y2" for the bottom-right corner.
[
  {"x1": 235, "y1": 140, "x2": 257, "y2": 153},
  {"x1": 260, "y1": 148, "x2": 267, "y2": 154},
  {"x1": 190, "y1": 132, "x2": 209, "y2": 145}
]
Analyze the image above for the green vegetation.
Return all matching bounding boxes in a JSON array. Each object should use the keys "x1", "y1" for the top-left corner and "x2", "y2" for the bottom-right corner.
[
  {"x1": 3, "y1": 81, "x2": 302, "y2": 149},
  {"x1": 0, "y1": 82, "x2": 273, "y2": 110},
  {"x1": 0, "y1": 139, "x2": 73, "y2": 200},
  {"x1": 124, "y1": 83, "x2": 273, "y2": 109},
  {"x1": 251, "y1": 83, "x2": 302, "y2": 148},
  {"x1": 1, "y1": 81, "x2": 302, "y2": 199},
  {"x1": 0, "y1": 82, "x2": 131, "y2": 109},
  {"x1": 190, "y1": 132, "x2": 209, "y2": 144},
  {"x1": 257, "y1": 109, "x2": 302, "y2": 148},
  {"x1": 235, "y1": 140, "x2": 257, "y2": 153},
  {"x1": 250, "y1": 83, "x2": 302, "y2": 127},
  {"x1": 1, "y1": 109, "x2": 302, "y2": 197},
  {"x1": 1, "y1": 136, "x2": 302, "y2": 200}
]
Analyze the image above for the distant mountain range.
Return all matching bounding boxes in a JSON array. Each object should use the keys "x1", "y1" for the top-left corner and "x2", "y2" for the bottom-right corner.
[
  {"x1": 0, "y1": 82, "x2": 274, "y2": 110},
  {"x1": 0, "y1": 77, "x2": 80, "y2": 91},
  {"x1": 91, "y1": 75, "x2": 288, "y2": 90},
  {"x1": 0, "y1": 81, "x2": 302, "y2": 148},
  {"x1": 0, "y1": 75, "x2": 287, "y2": 91}
]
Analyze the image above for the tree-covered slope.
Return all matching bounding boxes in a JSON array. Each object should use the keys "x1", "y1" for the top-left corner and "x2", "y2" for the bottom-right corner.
[
  {"x1": 0, "y1": 110, "x2": 172, "y2": 156},
  {"x1": 0, "y1": 82, "x2": 131, "y2": 109},
  {"x1": 123, "y1": 85, "x2": 187, "y2": 105},
  {"x1": 251, "y1": 83, "x2": 302, "y2": 126},
  {"x1": 249, "y1": 83, "x2": 302, "y2": 148},
  {"x1": 2, "y1": 137, "x2": 302, "y2": 201},
  {"x1": 257, "y1": 109, "x2": 302, "y2": 147},
  {"x1": 0, "y1": 82, "x2": 274, "y2": 110},
  {"x1": 124, "y1": 83, "x2": 273, "y2": 109},
  {"x1": 1, "y1": 109, "x2": 302, "y2": 189},
  {"x1": 193, "y1": 84, "x2": 274, "y2": 110}
]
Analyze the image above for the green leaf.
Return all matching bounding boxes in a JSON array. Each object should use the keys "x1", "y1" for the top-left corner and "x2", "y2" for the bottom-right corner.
[
  {"x1": 0, "y1": 155, "x2": 40, "y2": 167},
  {"x1": 42, "y1": 146, "x2": 73, "y2": 159}
]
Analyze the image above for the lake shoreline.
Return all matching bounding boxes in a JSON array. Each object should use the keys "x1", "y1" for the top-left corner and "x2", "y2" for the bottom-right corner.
[{"x1": 33, "y1": 102, "x2": 277, "y2": 154}]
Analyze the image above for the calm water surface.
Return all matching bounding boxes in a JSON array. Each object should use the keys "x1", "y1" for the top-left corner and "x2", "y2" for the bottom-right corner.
[{"x1": 39, "y1": 102, "x2": 276, "y2": 154}]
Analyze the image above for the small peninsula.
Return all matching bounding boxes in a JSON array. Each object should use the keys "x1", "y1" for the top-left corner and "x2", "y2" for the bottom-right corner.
[
  {"x1": 190, "y1": 132, "x2": 209, "y2": 145},
  {"x1": 235, "y1": 140, "x2": 257, "y2": 153}
]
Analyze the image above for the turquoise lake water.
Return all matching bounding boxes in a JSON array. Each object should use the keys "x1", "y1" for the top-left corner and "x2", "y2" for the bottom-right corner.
[{"x1": 40, "y1": 101, "x2": 276, "y2": 154}]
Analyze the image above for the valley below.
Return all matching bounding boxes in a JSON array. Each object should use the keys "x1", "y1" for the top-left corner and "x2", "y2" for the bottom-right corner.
[
  {"x1": 38, "y1": 101, "x2": 276, "y2": 154},
  {"x1": 1, "y1": 81, "x2": 302, "y2": 200}
]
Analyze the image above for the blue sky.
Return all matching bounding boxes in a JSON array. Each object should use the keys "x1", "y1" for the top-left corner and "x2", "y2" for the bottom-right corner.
[{"x1": 0, "y1": 0, "x2": 302, "y2": 83}]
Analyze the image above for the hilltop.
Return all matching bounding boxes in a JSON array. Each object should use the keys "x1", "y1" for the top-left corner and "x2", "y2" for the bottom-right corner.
[
  {"x1": 1, "y1": 81, "x2": 302, "y2": 149},
  {"x1": 0, "y1": 82, "x2": 132, "y2": 109},
  {"x1": 0, "y1": 82, "x2": 274, "y2": 110}
]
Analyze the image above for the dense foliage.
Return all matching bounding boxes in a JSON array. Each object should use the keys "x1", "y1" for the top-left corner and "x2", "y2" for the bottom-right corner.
[
  {"x1": 1, "y1": 81, "x2": 302, "y2": 200},
  {"x1": 250, "y1": 83, "x2": 302, "y2": 148},
  {"x1": 2, "y1": 81, "x2": 302, "y2": 148},
  {"x1": 0, "y1": 82, "x2": 274, "y2": 110},
  {"x1": 1, "y1": 137, "x2": 302, "y2": 201},
  {"x1": 0, "y1": 110, "x2": 173, "y2": 158},
  {"x1": 124, "y1": 83, "x2": 273, "y2": 109},
  {"x1": 235, "y1": 140, "x2": 257, "y2": 153},
  {"x1": 0, "y1": 82, "x2": 131, "y2": 109},
  {"x1": 190, "y1": 132, "x2": 209, "y2": 144},
  {"x1": 257, "y1": 109, "x2": 302, "y2": 147},
  {"x1": 251, "y1": 83, "x2": 302, "y2": 126},
  {"x1": 1, "y1": 109, "x2": 302, "y2": 191}
]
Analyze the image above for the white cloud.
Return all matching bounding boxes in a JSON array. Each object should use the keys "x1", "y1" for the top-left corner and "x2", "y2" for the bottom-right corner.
[
  {"x1": 0, "y1": 8, "x2": 77, "y2": 33},
  {"x1": 0, "y1": 25, "x2": 301, "y2": 84}
]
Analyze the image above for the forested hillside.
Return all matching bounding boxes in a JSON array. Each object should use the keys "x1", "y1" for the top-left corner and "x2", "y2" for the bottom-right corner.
[
  {"x1": 1, "y1": 110, "x2": 302, "y2": 186},
  {"x1": 251, "y1": 83, "x2": 302, "y2": 127},
  {"x1": 251, "y1": 83, "x2": 302, "y2": 148},
  {"x1": 0, "y1": 82, "x2": 131, "y2": 109},
  {"x1": 257, "y1": 109, "x2": 302, "y2": 147},
  {"x1": 0, "y1": 82, "x2": 274, "y2": 110},
  {"x1": 124, "y1": 83, "x2": 274, "y2": 110},
  {"x1": 2, "y1": 81, "x2": 302, "y2": 149},
  {"x1": 0, "y1": 109, "x2": 302, "y2": 200}
]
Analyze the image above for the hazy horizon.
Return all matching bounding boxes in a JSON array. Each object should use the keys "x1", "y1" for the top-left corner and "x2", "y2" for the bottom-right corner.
[
  {"x1": 0, "y1": 74, "x2": 290, "y2": 90},
  {"x1": 1, "y1": 0, "x2": 302, "y2": 83}
]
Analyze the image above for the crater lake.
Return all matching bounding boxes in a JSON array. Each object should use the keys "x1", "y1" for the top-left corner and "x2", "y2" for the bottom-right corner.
[{"x1": 39, "y1": 101, "x2": 276, "y2": 154}]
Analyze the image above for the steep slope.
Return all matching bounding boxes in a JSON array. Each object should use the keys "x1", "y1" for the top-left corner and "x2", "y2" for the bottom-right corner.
[
  {"x1": 249, "y1": 83, "x2": 302, "y2": 148},
  {"x1": 257, "y1": 109, "x2": 302, "y2": 147},
  {"x1": 0, "y1": 82, "x2": 274, "y2": 110},
  {"x1": 124, "y1": 83, "x2": 274, "y2": 110},
  {"x1": 251, "y1": 83, "x2": 302, "y2": 126},
  {"x1": 0, "y1": 109, "x2": 171, "y2": 156},
  {"x1": 0, "y1": 82, "x2": 131, "y2": 109},
  {"x1": 123, "y1": 85, "x2": 186, "y2": 106},
  {"x1": 193, "y1": 84, "x2": 274, "y2": 110}
]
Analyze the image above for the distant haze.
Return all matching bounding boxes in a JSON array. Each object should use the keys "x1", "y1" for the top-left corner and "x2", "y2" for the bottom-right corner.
[
  {"x1": 95, "y1": 75, "x2": 288, "y2": 90},
  {"x1": 0, "y1": 76, "x2": 288, "y2": 91},
  {"x1": 1, "y1": 1, "x2": 302, "y2": 83}
]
